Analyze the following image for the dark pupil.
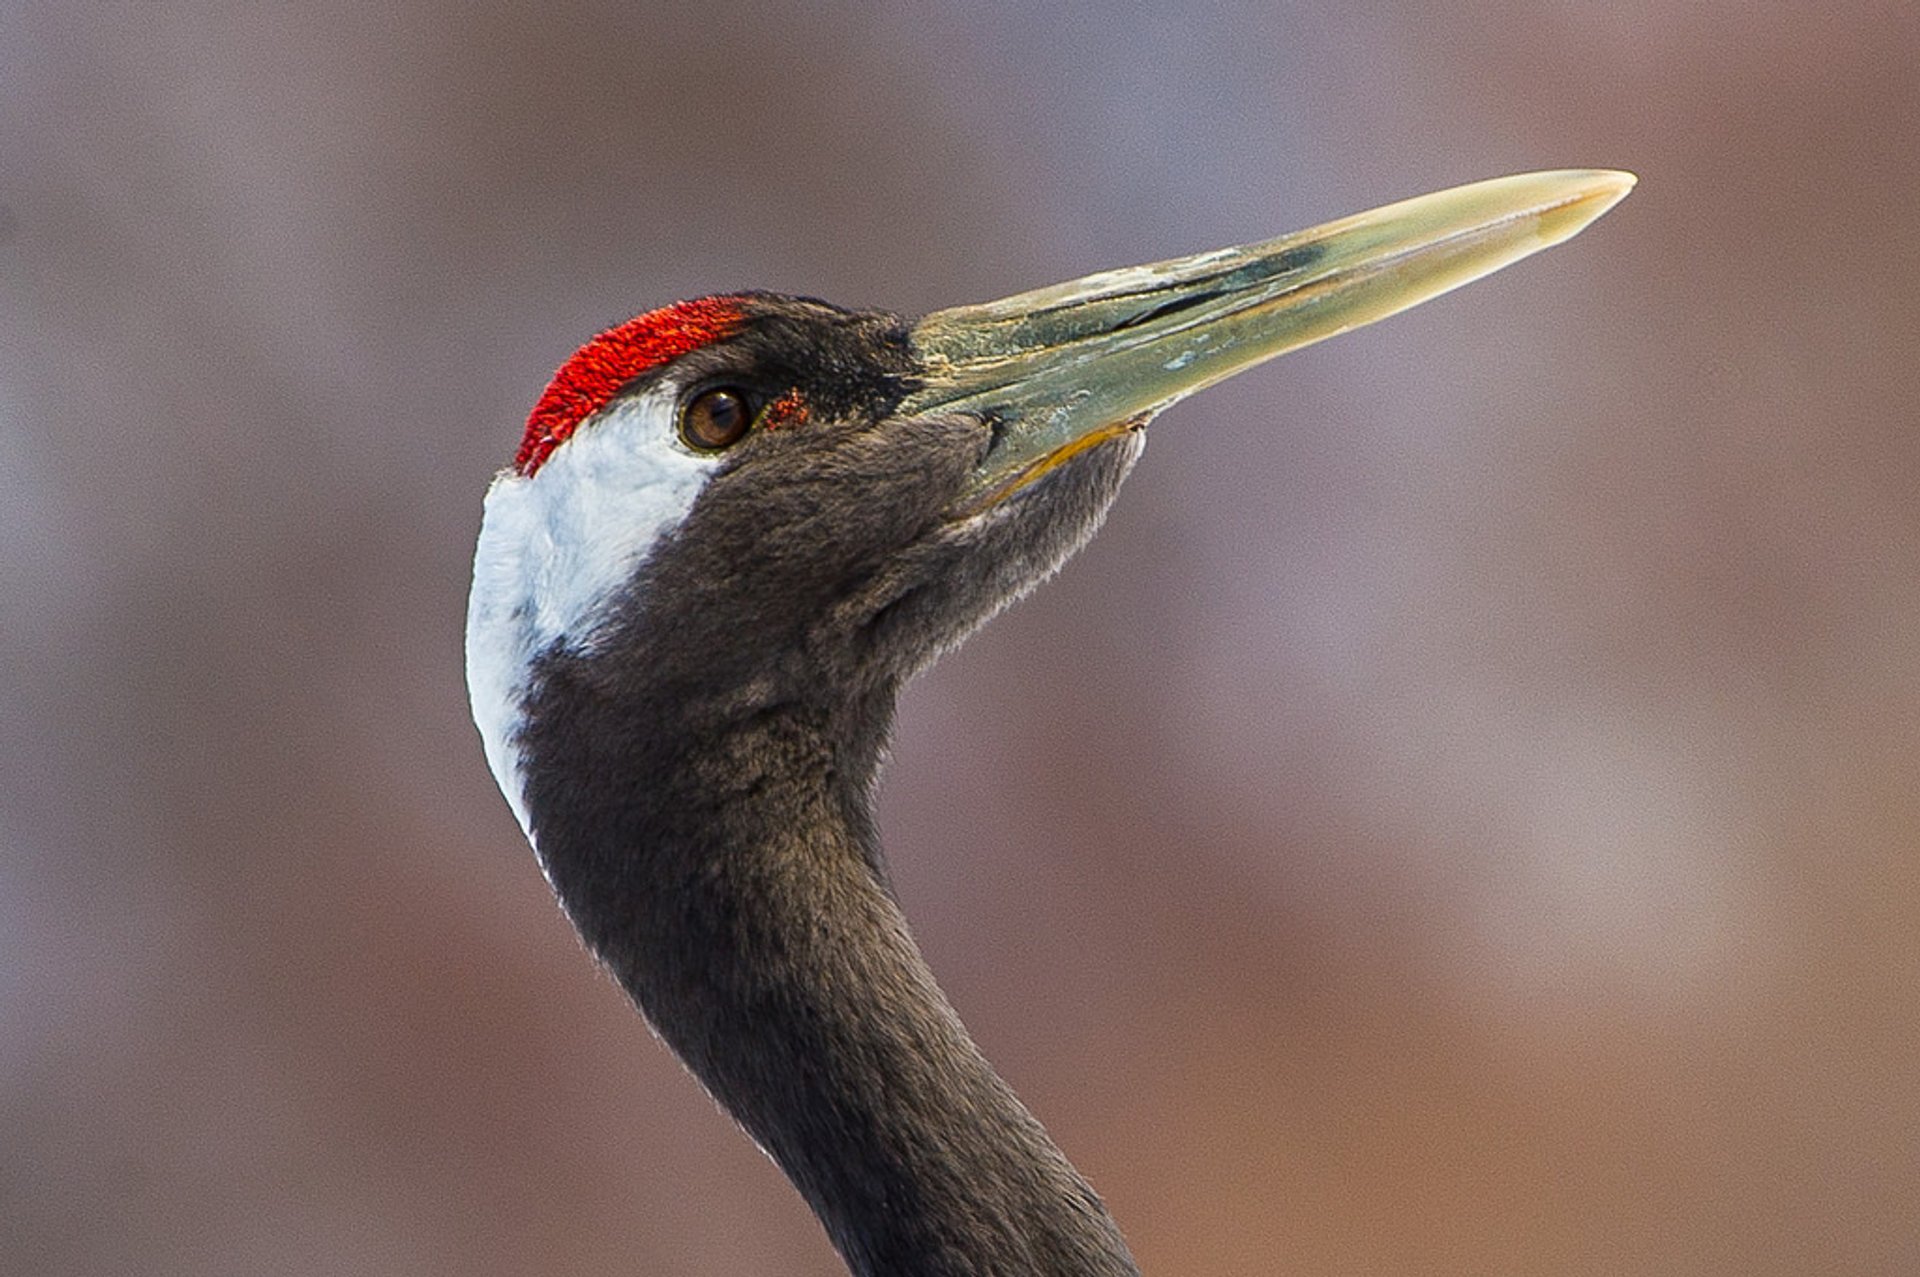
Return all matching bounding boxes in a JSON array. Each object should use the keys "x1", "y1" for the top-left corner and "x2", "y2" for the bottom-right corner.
[{"x1": 689, "y1": 389, "x2": 747, "y2": 447}]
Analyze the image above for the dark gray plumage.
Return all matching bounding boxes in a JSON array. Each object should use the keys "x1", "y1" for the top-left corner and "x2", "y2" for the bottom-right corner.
[{"x1": 518, "y1": 298, "x2": 1143, "y2": 1275}]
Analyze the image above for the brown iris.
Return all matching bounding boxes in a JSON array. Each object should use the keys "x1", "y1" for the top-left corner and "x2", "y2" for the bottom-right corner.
[{"x1": 680, "y1": 387, "x2": 752, "y2": 451}]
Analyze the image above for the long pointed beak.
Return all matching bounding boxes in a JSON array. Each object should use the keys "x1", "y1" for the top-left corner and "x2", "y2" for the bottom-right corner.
[{"x1": 905, "y1": 169, "x2": 1635, "y2": 507}]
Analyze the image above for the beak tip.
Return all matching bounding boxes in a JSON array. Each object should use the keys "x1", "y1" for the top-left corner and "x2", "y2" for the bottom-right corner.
[
  {"x1": 1534, "y1": 168, "x2": 1638, "y2": 248},
  {"x1": 1586, "y1": 167, "x2": 1639, "y2": 212}
]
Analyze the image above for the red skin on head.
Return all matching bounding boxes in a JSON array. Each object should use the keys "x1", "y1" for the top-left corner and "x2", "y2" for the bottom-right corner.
[
  {"x1": 761, "y1": 387, "x2": 810, "y2": 430},
  {"x1": 516, "y1": 296, "x2": 750, "y2": 476}
]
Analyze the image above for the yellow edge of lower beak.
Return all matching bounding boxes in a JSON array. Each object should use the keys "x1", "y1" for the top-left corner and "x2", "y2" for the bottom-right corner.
[{"x1": 972, "y1": 416, "x2": 1145, "y2": 513}]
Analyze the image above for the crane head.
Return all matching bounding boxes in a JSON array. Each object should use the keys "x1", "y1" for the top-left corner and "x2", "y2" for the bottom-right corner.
[{"x1": 467, "y1": 170, "x2": 1633, "y2": 840}]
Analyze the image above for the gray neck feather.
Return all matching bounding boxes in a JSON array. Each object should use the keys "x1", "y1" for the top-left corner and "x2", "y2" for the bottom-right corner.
[{"x1": 518, "y1": 658, "x2": 1140, "y2": 1277}]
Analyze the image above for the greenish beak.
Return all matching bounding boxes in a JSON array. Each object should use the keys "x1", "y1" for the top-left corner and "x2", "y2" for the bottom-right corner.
[{"x1": 906, "y1": 169, "x2": 1635, "y2": 507}]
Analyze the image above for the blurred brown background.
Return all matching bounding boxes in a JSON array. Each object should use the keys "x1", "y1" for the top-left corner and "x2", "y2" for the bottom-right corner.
[{"x1": 5, "y1": 3, "x2": 1918, "y2": 1273}]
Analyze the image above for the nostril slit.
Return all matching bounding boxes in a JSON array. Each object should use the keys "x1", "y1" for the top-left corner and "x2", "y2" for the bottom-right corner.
[{"x1": 982, "y1": 414, "x2": 1007, "y2": 462}]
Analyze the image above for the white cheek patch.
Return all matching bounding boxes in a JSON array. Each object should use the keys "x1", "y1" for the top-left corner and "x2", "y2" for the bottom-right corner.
[{"x1": 465, "y1": 384, "x2": 721, "y2": 840}]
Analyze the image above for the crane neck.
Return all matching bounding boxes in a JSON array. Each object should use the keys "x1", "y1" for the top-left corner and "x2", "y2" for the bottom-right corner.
[{"x1": 515, "y1": 660, "x2": 1140, "y2": 1277}]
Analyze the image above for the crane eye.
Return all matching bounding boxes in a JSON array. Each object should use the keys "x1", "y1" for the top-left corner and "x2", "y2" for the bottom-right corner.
[{"x1": 680, "y1": 387, "x2": 752, "y2": 451}]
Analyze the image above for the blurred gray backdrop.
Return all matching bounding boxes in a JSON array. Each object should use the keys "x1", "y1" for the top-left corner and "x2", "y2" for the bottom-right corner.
[{"x1": 5, "y1": 3, "x2": 1918, "y2": 1274}]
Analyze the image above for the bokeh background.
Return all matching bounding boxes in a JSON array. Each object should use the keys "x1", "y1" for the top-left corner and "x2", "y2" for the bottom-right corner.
[{"x1": 6, "y1": 3, "x2": 1918, "y2": 1273}]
